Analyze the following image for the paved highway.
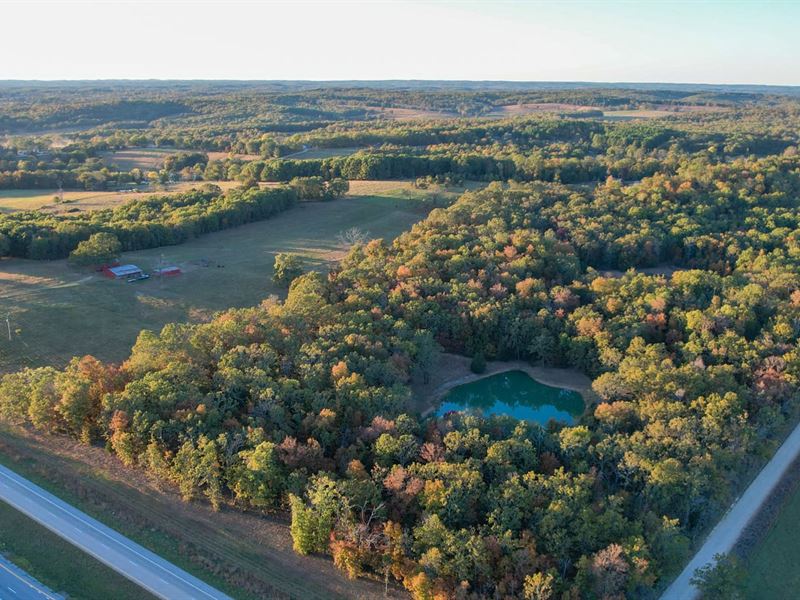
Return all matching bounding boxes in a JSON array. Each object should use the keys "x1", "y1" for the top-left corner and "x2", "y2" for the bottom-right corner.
[
  {"x1": 0, "y1": 464, "x2": 232, "y2": 600},
  {"x1": 0, "y1": 556, "x2": 63, "y2": 600},
  {"x1": 661, "y1": 420, "x2": 800, "y2": 599}
]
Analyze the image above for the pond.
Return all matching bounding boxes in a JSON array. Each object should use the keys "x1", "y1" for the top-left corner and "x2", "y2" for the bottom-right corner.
[{"x1": 435, "y1": 370, "x2": 584, "y2": 425}]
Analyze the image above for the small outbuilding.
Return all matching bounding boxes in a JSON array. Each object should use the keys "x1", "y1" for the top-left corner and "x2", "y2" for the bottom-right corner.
[
  {"x1": 105, "y1": 264, "x2": 144, "y2": 279},
  {"x1": 153, "y1": 266, "x2": 182, "y2": 276}
]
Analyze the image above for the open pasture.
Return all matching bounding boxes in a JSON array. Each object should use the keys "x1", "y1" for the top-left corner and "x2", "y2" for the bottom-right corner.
[
  {"x1": 101, "y1": 147, "x2": 175, "y2": 170},
  {"x1": 368, "y1": 106, "x2": 459, "y2": 120},
  {"x1": 0, "y1": 183, "x2": 440, "y2": 372},
  {"x1": 102, "y1": 148, "x2": 260, "y2": 171},
  {"x1": 287, "y1": 146, "x2": 361, "y2": 160},
  {"x1": 206, "y1": 150, "x2": 262, "y2": 162},
  {"x1": 0, "y1": 181, "x2": 241, "y2": 215},
  {"x1": 488, "y1": 102, "x2": 600, "y2": 117}
]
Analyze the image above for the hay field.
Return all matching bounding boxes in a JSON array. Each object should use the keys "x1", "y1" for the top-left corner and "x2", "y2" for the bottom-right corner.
[
  {"x1": 0, "y1": 181, "x2": 240, "y2": 215},
  {"x1": 102, "y1": 148, "x2": 260, "y2": 170},
  {"x1": 368, "y1": 106, "x2": 458, "y2": 120},
  {"x1": 488, "y1": 102, "x2": 599, "y2": 117},
  {"x1": 101, "y1": 147, "x2": 175, "y2": 170},
  {"x1": 206, "y1": 151, "x2": 261, "y2": 162},
  {"x1": 287, "y1": 147, "x2": 361, "y2": 160}
]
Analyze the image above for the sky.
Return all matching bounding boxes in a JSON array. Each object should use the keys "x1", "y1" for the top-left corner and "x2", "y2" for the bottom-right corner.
[{"x1": 1, "y1": 0, "x2": 798, "y2": 85}]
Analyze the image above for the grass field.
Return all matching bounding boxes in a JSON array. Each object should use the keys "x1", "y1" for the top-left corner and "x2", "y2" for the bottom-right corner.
[
  {"x1": 601, "y1": 109, "x2": 685, "y2": 120},
  {"x1": 206, "y1": 151, "x2": 261, "y2": 162},
  {"x1": 101, "y1": 147, "x2": 176, "y2": 170},
  {"x1": 0, "y1": 183, "x2": 440, "y2": 372},
  {"x1": 288, "y1": 146, "x2": 361, "y2": 160},
  {"x1": 369, "y1": 106, "x2": 458, "y2": 120},
  {"x1": 0, "y1": 499, "x2": 151, "y2": 600},
  {"x1": 745, "y1": 484, "x2": 800, "y2": 599},
  {"x1": 102, "y1": 148, "x2": 262, "y2": 170},
  {"x1": 488, "y1": 102, "x2": 599, "y2": 117},
  {"x1": 0, "y1": 181, "x2": 241, "y2": 215}
]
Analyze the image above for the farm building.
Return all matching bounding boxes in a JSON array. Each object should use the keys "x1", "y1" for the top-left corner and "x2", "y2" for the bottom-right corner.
[
  {"x1": 105, "y1": 264, "x2": 144, "y2": 279},
  {"x1": 153, "y1": 266, "x2": 182, "y2": 276}
]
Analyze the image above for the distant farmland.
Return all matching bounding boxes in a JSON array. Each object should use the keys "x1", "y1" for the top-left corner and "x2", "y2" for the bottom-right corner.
[
  {"x1": 488, "y1": 102, "x2": 728, "y2": 119},
  {"x1": 101, "y1": 148, "x2": 260, "y2": 170}
]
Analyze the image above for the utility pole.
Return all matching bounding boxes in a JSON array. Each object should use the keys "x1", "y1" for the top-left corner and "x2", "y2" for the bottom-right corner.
[{"x1": 5, "y1": 314, "x2": 11, "y2": 341}]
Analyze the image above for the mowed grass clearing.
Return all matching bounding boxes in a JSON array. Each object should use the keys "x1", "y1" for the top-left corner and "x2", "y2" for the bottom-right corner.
[
  {"x1": 287, "y1": 146, "x2": 362, "y2": 160},
  {"x1": 100, "y1": 147, "x2": 175, "y2": 170},
  {"x1": 0, "y1": 181, "x2": 241, "y2": 215},
  {"x1": 0, "y1": 184, "x2": 437, "y2": 372},
  {"x1": 745, "y1": 484, "x2": 800, "y2": 599},
  {"x1": 0, "y1": 499, "x2": 153, "y2": 600},
  {"x1": 102, "y1": 148, "x2": 261, "y2": 170}
]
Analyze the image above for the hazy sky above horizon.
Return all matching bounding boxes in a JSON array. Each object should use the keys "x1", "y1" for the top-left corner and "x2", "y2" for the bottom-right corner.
[{"x1": 2, "y1": 0, "x2": 798, "y2": 85}]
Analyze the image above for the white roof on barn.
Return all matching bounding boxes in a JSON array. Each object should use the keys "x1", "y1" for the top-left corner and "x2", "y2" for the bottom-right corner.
[{"x1": 108, "y1": 264, "x2": 143, "y2": 277}]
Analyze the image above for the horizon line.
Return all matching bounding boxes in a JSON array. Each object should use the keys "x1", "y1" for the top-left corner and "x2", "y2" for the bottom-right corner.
[{"x1": 1, "y1": 78, "x2": 798, "y2": 89}]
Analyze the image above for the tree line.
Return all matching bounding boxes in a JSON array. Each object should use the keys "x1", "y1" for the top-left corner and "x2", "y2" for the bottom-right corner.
[{"x1": 0, "y1": 184, "x2": 297, "y2": 260}]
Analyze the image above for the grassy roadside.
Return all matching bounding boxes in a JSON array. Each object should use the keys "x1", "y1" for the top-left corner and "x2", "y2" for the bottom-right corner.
[
  {"x1": 745, "y1": 482, "x2": 800, "y2": 598},
  {"x1": 0, "y1": 424, "x2": 402, "y2": 600},
  {"x1": 0, "y1": 425, "x2": 260, "y2": 600},
  {"x1": 0, "y1": 499, "x2": 151, "y2": 600},
  {"x1": 651, "y1": 409, "x2": 800, "y2": 595}
]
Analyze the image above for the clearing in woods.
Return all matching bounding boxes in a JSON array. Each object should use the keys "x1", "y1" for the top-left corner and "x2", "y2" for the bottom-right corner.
[
  {"x1": 100, "y1": 148, "x2": 261, "y2": 170},
  {"x1": 286, "y1": 146, "x2": 361, "y2": 160},
  {"x1": 0, "y1": 182, "x2": 454, "y2": 372}
]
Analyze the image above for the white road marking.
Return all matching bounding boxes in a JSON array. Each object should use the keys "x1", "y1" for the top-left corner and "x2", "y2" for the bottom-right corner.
[
  {"x1": 0, "y1": 465, "x2": 231, "y2": 600},
  {"x1": 0, "y1": 559, "x2": 58, "y2": 600}
]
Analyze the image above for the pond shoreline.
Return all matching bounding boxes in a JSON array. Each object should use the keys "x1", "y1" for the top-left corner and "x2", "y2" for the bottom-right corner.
[{"x1": 413, "y1": 352, "x2": 595, "y2": 417}]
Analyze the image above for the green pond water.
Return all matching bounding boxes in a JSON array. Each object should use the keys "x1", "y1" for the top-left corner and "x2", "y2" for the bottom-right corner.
[{"x1": 436, "y1": 370, "x2": 584, "y2": 425}]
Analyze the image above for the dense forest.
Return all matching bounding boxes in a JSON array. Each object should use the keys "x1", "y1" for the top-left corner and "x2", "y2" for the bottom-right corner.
[{"x1": 2, "y1": 84, "x2": 800, "y2": 599}]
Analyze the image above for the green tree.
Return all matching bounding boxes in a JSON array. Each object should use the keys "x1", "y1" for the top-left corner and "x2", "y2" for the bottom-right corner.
[
  {"x1": 523, "y1": 572, "x2": 555, "y2": 600},
  {"x1": 272, "y1": 252, "x2": 303, "y2": 285},
  {"x1": 325, "y1": 178, "x2": 350, "y2": 200},
  {"x1": 69, "y1": 232, "x2": 122, "y2": 267},
  {"x1": 289, "y1": 474, "x2": 343, "y2": 555},
  {"x1": 470, "y1": 352, "x2": 487, "y2": 374},
  {"x1": 289, "y1": 176, "x2": 326, "y2": 201},
  {"x1": 228, "y1": 441, "x2": 284, "y2": 508},
  {"x1": 690, "y1": 553, "x2": 745, "y2": 600}
]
